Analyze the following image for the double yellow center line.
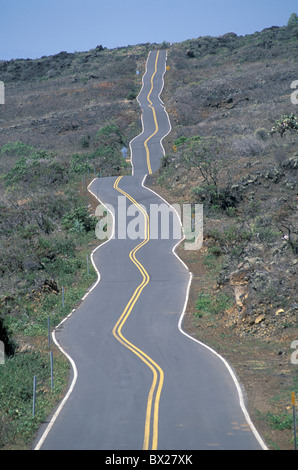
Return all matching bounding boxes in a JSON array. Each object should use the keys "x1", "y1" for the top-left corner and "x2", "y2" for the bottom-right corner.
[
  {"x1": 112, "y1": 174, "x2": 164, "y2": 450},
  {"x1": 112, "y1": 52, "x2": 164, "y2": 450},
  {"x1": 144, "y1": 50, "x2": 160, "y2": 174}
]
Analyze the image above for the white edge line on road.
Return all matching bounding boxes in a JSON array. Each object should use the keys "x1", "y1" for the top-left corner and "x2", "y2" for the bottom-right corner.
[
  {"x1": 34, "y1": 49, "x2": 267, "y2": 451},
  {"x1": 34, "y1": 180, "x2": 116, "y2": 450},
  {"x1": 34, "y1": 50, "x2": 154, "y2": 449},
  {"x1": 142, "y1": 50, "x2": 268, "y2": 451},
  {"x1": 129, "y1": 51, "x2": 151, "y2": 176},
  {"x1": 142, "y1": 177, "x2": 268, "y2": 451},
  {"x1": 130, "y1": 50, "x2": 169, "y2": 176}
]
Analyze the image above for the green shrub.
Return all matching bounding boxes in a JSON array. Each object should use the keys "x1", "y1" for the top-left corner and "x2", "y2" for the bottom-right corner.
[
  {"x1": 35, "y1": 237, "x2": 57, "y2": 261},
  {"x1": 127, "y1": 90, "x2": 138, "y2": 100},
  {"x1": 195, "y1": 291, "x2": 233, "y2": 317},
  {"x1": 195, "y1": 293, "x2": 213, "y2": 317},
  {"x1": 19, "y1": 225, "x2": 39, "y2": 240},
  {"x1": 70, "y1": 154, "x2": 93, "y2": 174},
  {"x1": 0, "y1": 351, "x2": 50, "y2": 445},
  {"x1": 287, "y1": 13, "x2": 298, "y2": 28},
  {"x1": 254, "y1": 128, "x2": 268, "y2": 141},
  {"x1": 81, "y1": 134, "x2": 91, "y2": 148},
  {"x1": 5, "y1": 152, "x2": 68, "y2": 186},
  {"x1": 62, "y1": 206, "x2": 97, "y2": 233},
  {"x1": 0, "y1": 141, "x2": 33, "y2": 157},
  {"x1": 251, "y1": 217, "x2": 281, "y2": 243},
  {"x1": 270, "y1": 114, "x2": 298, "y2": 137},
  {"x1": 266, "y1": 411, "x2": 293, "y2": 430},
  {"x1": 96, "y1": 123, "x2": 124, "y2": 144},
  {"x1": 208, "y1": 245, "x2": 222, "y2": 257},
  {"x1": 90, "y1": 146, "x2": 123, "y2": 176},
  {"x1": 192, "y1": 184, "x2": 240, "y2": 212}
]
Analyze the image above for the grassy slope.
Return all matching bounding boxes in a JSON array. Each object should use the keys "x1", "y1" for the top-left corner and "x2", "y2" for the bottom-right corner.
[
  {"x1": 150, "y1": 25, "x2": 298, "y2": 449},
  {"x1": 160, "y1": 25, "x2": 298, "y2": 335},
  {"x1": 0, "y1": 44, "x2": 153, "y2": 449}
]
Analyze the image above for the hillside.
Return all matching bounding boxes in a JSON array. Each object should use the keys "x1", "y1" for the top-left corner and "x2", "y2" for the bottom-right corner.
[
  {"x1": 0, "y1": 43, "x2": 155, "y2": 448},
  {"x1": 149, "y1": 23, "x2": 298, "y2": 449},
  {"x1": 160, "y1": 24, "x2": 298, "y2": 338},
  {"x1": 0, "y1": 22, "x2": 297, "y2": 450}
]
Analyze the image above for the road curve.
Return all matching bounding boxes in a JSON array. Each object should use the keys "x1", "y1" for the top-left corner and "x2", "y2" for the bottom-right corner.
[{"x1": 34, "y1": 50, "x2": 267, "y2": 450}]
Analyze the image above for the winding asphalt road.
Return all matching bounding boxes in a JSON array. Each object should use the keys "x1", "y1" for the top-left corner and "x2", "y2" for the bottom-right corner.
[{"x1": 34, "y1": 50, "x2": 267, "y2": 450}]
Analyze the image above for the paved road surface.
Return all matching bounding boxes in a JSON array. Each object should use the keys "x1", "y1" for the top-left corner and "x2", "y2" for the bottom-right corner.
[{"x1": 34, "y1": 51, "x2": 267, "y2": 450}]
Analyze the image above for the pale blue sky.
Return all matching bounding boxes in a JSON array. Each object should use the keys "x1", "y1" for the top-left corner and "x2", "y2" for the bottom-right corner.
[{"x1": 0, "y1": 0, "x2": 297, "y2": 60}]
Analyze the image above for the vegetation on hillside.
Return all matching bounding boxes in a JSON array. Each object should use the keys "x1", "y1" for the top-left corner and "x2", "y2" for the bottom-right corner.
[
  {"x1": 0, "y1": 45, "x2": 149, "y2": 449},
  {"x1": 0, "y1": 18, "x2": 297, "y2": 449},
  {"x1": 159, "y1": 20, "x2": 298, "y2": 337},
  {"x1": 153, "y1": 17, "x2": 298, "y2": 449}
]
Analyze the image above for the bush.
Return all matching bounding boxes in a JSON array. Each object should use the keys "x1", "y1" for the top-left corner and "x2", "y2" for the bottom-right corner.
[
  {"x1": 233, "y1": 135, "x2": 264, "y2": 156},
  {"x1": 254, "y1": 128, "x2": 268, "y2": 141},
  {"x1": 195, "y1": 291, "x2": 233, "y2": 317},
  {"x1": 90, "y1": 146, "x2": 123, "y2": 176},
  {"x1": 127, "y1": 89, "x2": 138, "y2": 100},
  {"x1": 251, "y1": 216, "x2": 281, "y2": 243},
  {"x1": 287, "y1": 13, "x2": 298, "y2": 29},
  {"x1": 35, "y1": 236, "x2": 76, "y2": 261},
  {"x1": 270, "y1": 114, "x2": 298, "y2": 137},
  {"x1": 0, "y1": 351, "x2": 51, "y2": 446},
  {"x1": 62, "y1": 206, "x2": 97, "y2": 233},
  {"x1": 0, "y1": 141, "x2": 33, "y2": 157},
  {"x1": 266, "y1": 411, "x2": 293, "y2": 430},
  {"x1": 96, "y1": 123, "x2": 124, "y2": 145},
  {"x1": 70, "y1": 154, "x2": 93, "y2": 174},
  {"x1": 195, "y1": 293, "x2": 213, "y2": 317},
  {"x1": 192, "y1": 184, "x2": 240, "y2": 212},
  {"x1": 5, "y1": 153, "x2": 68, "y2": 186},
  {"x1": 81, "y1": 134, "x2": 90, "y2": 148}
]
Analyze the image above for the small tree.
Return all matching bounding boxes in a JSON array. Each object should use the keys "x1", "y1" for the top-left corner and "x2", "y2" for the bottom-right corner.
[
  {"x1": 287, "y1": 13, "x2": 298, "y2": 28},
  {"x1": 175, "y1": 135, "x2": 239, "y2": 211},
  {"x1": 270, "y1": 114, "x2": 298, "y2": 137},
  {"x1": 181, "y1": 136, "x2": 221, "y2": 188}
]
